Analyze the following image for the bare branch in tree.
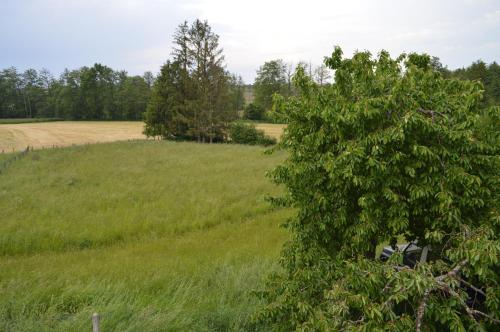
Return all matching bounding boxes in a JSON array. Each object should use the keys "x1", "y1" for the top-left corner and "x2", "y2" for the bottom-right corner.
[
  {"x1": 416, "y1": 108, "x2": 445, "y2": 119},
  {"x1": 416, "y1": 290, "x2": 430, "y2": 332}
]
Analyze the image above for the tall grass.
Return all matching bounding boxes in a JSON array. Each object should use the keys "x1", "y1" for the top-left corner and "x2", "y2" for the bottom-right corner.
[
  {"x1": 0, "y1": 152, "x2": 12, "y2": 164},
  {"x1": 0, "y1": 141, "x2": 291, "y2": 331}
]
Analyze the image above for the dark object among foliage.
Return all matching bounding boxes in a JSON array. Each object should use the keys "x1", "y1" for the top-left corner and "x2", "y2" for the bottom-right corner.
[{"x1": 380, "y1": 243, "x2": 487, "y2": 309}]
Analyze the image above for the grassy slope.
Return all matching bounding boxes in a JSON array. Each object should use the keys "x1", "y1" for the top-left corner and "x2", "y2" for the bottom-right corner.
[{"x1": 0, "y1": 141, "x2": 290, "y2": 331}]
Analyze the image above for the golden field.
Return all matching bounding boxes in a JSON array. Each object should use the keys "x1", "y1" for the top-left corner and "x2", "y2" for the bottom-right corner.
[{"x1": 0, "y1": 121, "x2": 285, "y2": 152}]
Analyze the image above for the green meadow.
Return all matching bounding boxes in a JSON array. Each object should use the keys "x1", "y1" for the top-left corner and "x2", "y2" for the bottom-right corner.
[
  {"x1": 0, "y1": 153, "x2": 11, "y2": 164},
  {"x1": 0, "y1": 141, "x2": 291, "y2": 331}
]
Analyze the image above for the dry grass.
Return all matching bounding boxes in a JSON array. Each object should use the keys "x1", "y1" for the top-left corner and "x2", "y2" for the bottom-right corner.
[
  {"x1": 0, "y1": 121, "x2": 146, "y2": 152},
  {"x1": 0, "y1": 121, "x2": 286, "y2": 152},
  {"x1": 255, "y1": 123, "x2": 286, "y2": 140}
]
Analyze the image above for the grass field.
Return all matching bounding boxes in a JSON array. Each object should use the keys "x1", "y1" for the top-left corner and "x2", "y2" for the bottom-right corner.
[
  {"x1": 0, "y1": 118, "x2": 64, "y2": 125},
  {"x1": 0, "y1": 121, "x2": 285, "y2": 152},
  {"x1": 0, "y1": 152, "x2": 10, "y2": 164},
  {"x1": 0, "y1": 121, "x2": 147, "y2": 152},
  {"x1": 0, "y1": 141, "x2": 291, "y2": 331}
]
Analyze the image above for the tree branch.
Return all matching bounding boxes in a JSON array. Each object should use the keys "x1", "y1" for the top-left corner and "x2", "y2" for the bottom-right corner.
[
  {"x1": 468, "y1": 309, "x2": 500, "y2": 325},
  {"x1": 437, "y1": 279, "x2": 499, "y2": 325},
  {"x1": 435, "y1": 259, "x2": 468, "y2": 282},
  {"x1": 457, "y1": 277, "x2": 486, "y2": 297},
  {"x1": 416, "y1": 290, "x2": 430, "y2": 332},
  {"x1": 416, "y1": 108, "x2": 445, "y2": 119}
]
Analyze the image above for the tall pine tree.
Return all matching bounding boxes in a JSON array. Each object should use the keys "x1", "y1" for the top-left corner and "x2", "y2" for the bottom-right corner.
[{"x1": 144, "y1": 20, "x2": 236, "y2": 142}]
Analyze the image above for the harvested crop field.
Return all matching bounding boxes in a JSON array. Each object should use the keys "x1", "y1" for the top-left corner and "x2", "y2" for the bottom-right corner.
[
  {"x1": 0, "y1": 121, "x2": 285, "y2": 152},
  {"x1": 0, "y1": 121, "x2": 146, "y2": 152},
  {"x1": 255, "y1": 123, "x2": 286, "y2": 140}
]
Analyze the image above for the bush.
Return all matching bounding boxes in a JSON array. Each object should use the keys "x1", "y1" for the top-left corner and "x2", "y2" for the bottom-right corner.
[
  {"x1": 243, "y1": 103, "x2": 266, "y2": 121},
  {"x1": 229, "y1": 123, "x2": 276, "y2": 146}
]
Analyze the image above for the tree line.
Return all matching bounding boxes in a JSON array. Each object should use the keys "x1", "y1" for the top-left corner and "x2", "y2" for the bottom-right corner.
[
  {"x1": 0, "y1": 65, "x2": 154, "y2": 120},
  {"x1": 1, "y1": 21, "x2": 499, "y2": 134},
  {"x1": 243, "y1": 57, "x2": 500, "y2": 121},
  {"x1": 440, "y1": 59, "x2": 500, "y2": 107}
]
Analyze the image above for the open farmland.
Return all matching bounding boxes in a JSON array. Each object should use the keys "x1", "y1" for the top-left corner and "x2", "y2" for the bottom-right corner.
[
  {"x1": 255, "y1": 123, "x2": 286, "y2": 141},
  {"x1": 0, "y1": 121, "x2": 285, "y2": 152},
  {"x1": 0, "y1": 141, "x2": 291, "y2": 331},
  {"x1": 0, "y1": 121, "x2": 146, "y2": 152}
]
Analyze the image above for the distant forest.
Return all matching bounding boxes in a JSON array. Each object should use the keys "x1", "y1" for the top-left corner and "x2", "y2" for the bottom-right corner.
[
  {"x1": 0, "y1": 58, "x2": 498, "y2": 120},
  {"x1": 0, "y1": 64, "x2": 245, "y2": 121},
  {"x1": 437, "y1": 59, "x2": 500, "y2": 107},
  {"x1": 0, "y1": 64, "x2": 153, "y2": 120}
]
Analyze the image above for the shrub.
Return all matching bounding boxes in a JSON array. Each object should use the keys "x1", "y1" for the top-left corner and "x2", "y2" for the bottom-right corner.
[
  {"x1": 229, "y1": 123, "x2": 276, "y2": 146},
  {"x1": 243, "y1": 103, "x2": 266, "y2": 121}
]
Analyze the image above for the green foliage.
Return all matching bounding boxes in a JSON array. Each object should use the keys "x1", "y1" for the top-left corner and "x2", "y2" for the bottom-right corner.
[
  {"x1": 115, "y1": 75, "x2": 151, "y2": 120},
  {"x1": 0, "y1": 65, "x2": 153, "y2": 120},
  {"x1": 229, "y1": 122, "x2": 277, "y2": 146},
  {"x1": 0, "y1": 117, "x2": 63, "y2": 124},
  {"x1": 143, "y1": 61, "x2": 185, "y2": 139},
  {"x1": 244, "y1": 103, "x2": 266, "y2": 120},
  {"x1": 229, "y1": 74, "x2": 246, "y2": 111},
  {"x1": 431, "y1": 59, "x2": 500, "y2": 107},
  {"x1": 450, "y1": 61, "x2": 500, "y2": 107},
  {"x1": 256, "y1": 47, "x2": 499, "y2": 330},
  {"x1": 253, "y1": 59, "x2": 288, "y2": 110},
  {"x1": 144, "y1": 20, "x2": 237, "y2": 143},
  {"x1": 0, "y1": 141, "x2": 291, "y2": 330}
]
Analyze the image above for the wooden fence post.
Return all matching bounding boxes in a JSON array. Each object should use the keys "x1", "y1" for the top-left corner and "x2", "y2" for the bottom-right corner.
[{"x1": 92, "y1": 312, "x2": 100, "y2": 332}]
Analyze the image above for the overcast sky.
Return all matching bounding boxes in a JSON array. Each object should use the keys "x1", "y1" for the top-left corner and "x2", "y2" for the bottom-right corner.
[{"x1": 1, "y1": 0, "x2": 499, "y2": 82}]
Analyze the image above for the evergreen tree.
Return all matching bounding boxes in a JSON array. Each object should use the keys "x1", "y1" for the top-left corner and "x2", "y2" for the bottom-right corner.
[
  {"x1": 144, "y1": 61, "x2": 184, "y2": 138},
  {"x1": 144, "y1": 20, "x2": 236, "y2": 142}
]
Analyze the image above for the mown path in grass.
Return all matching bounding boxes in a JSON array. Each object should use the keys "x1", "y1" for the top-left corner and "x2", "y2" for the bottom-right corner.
[{"x1": 0, "y1": 141, "x2": 291, "y2": 331}]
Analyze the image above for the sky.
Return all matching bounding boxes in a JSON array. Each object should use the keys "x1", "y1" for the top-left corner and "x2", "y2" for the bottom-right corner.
[{"x1": 1, "y1": 0, "x2": 499, "y2": 83}]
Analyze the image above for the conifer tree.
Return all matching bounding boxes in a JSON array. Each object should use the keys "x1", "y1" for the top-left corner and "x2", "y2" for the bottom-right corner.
[{"x1": 144, "y1": 20, "x2": 236, "y2": 142}]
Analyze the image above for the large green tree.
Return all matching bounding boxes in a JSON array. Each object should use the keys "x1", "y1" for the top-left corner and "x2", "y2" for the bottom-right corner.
[
  {"x1": 143, "y1": 61, "x2": 186, "y2": 138},
  {"x1": 253, "y1": 59, "x2": 287, "y2": 110},
  {"x1": 256, "y1": 47, "x2": 499, "y2": 331},
  {"x1": 0, "y1": 67, "x2": 24, "y2": 118},
  {"x1": 144, "y1": 20, "x2": 237, "y2": 142},
  {"x1": 116, "y1": 75, "x2": 151, "y2": 120}
]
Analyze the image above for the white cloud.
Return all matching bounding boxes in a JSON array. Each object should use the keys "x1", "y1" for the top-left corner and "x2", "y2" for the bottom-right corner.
[
  {"x1": 1, "y1": 0, "x2": 499, "y2": 82},
  {"x1": 484, "y1": 9, "x2": 500, "y2": 21}
]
